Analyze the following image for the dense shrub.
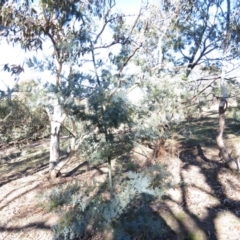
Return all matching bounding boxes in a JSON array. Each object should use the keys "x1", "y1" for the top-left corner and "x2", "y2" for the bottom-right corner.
[
  {"x1": 0, "y1": 97, "x2": 50, "y2": 146},
  {"x1": 39, "y1": 164, "x2": 172, "y2": 239}
]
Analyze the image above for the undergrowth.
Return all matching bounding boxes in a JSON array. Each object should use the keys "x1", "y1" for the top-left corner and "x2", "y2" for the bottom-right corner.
[
  {"x1": 38, "y1": 163, "x2": 172, "y2": 239},
  {"x1": 38, "y1": 182, "x2": 81, "y2": 211}
]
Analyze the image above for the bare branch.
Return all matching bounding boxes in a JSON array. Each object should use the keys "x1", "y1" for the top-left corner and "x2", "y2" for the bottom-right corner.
[
  {"x1": 182, "y1": 77, "x2": 219, "y2": 104},
  {"x1": 90, "y1": 41, "x2": 101, "y2": 87},
  {"x1": 94, "y1": 1, "x2": 116, "y2": 44},
  {"x1": 0, "y1": 110, "x2": 12, "y2": 122},
  {"x1": 109, "y1": 43, "x2": 142, "y2": 97}
]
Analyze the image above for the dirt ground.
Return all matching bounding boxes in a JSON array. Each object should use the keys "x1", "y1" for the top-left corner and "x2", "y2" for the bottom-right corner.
[{"x1": 0, "y1": 110, "x2": 240, "y2": 240}]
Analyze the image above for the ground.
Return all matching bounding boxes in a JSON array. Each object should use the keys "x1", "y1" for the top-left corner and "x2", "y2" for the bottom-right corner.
[{"x1": 0, "y1": 107, "x2": 240, "y2": 240}]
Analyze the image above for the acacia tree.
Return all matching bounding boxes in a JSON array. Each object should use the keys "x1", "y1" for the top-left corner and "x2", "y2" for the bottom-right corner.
[{"x1": 124, "y1": 1, "x2": 187, "y2": 146}]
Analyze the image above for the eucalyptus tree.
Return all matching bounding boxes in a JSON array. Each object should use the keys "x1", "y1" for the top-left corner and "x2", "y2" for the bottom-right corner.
[
  {"x1": 216, "y1": 0, "x2": 240, "y2": 171},
  {"x1": 0, "y1": 0, "x2": 147, "y2": 186},
  {"x1": 157, "y1": 0, "x2": 222, "y2": 120},
  {"x1": 1, "y1": 0, "x2": 99, "y2": 178},
  {"x1": 162, "y1": 0, "x2": 240, "y2": 170},
  {"x1": 127, "y1": 0, "x2": 240, "y2": 169},
  {"x1": 162, "y1": 0, "x2": 240, "y2": 100}
]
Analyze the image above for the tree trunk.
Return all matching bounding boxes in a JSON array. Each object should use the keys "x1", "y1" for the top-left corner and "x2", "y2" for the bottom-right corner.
[
  {"x1": 108, "y1": 156, "x2": 113, "y2": 199},
  {"x1": 49, "y1": 148, "x2": 77, "y2": 179},
  {"x1": 216, "y1": 101, "x2": 239, "y2": 171},
  {"x1": 46, "y1": 103, "x2": 66, "y2": 179},
  {"x1": 49, "y1": 120, "x2": 61, "y2": 179},
  {"x1": 49, "y1": 118, "x2": 90, "y2": 179},
  {"x1": 216, "y1": 0, "x2": 239, "y2": 172}
]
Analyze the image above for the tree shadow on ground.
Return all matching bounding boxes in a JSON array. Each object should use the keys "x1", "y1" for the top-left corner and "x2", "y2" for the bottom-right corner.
[
  {"x1": 0, "y1": 221, "x2": 51, "y2": 235},
  {"x1": 0, "y1": 182, "x2": 41, "y2": 211},
  {"x1": 2, "y1": 114, "x2": 240, "y2": 239},
  {"x1": 162, "y1": 142, "x2": 240, "y2": 239},
  {"x1": 64, "y1": 160, "x2": 89, "y2": 177},
  {"x1": 0, "y1": 136, "x2": 74, "y2": 188},
  {"x1": 0, "y1": 151, "x2": 49, "y2": 188},
  {"x1": 111, "y1": 196, "x2": 177, "y2": 240},
  {"x1": 177, "y1": 116, "x2": 240, "y2": 148},
  {"x1": 0, "y1": 179, "x2": 52, "y2": 240},
  {"x1": 50, "y1": 115, "x2": 240, "y2": 239},
  {"x1": 46, "y1": 176, "x2": 177, "y2": 240},
  {"x1": 0, "y1": 221, "x2": 51, "y2": 231}
]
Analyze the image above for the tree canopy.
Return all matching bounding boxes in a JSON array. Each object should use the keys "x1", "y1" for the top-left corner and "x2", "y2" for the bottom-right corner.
[{"x1": 1, "y1": 0, "x2": 240, "y2": 188}]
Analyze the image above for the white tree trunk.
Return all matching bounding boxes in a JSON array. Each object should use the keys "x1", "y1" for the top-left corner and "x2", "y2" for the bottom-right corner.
[
  {"x1": 216, "y1": 0, "x2": 239, "y2": 171},
  {"x1": 46, "y1": 102, "x2": 66, "y2": 179},
  {"x1": 49, "y1": 120, "x2": 61, "y2": 171},
  {"x1": 50, "y1": 119, "x2": 77, "y2": 178}
]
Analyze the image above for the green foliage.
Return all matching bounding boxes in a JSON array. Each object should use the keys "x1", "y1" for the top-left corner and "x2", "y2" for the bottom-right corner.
[
  {"x1": 114, "y1": 206, "x2": 166, "y2": 239},
  {"x1": 87, "y1": 91, "x2": 132, "y2": 129},
  {"x1": 0, "y1": 96, "x2": 49, "y2": 145},
  {"x1": 39, "y1": 164, "x2": 171, "y2": 239},
  {"x1": 74, "y1": 91, "x2": 134, "y2": 169},
  {"x1": 125, "y1": 161, "x2": 137, "y2": 172},
  {"x1": 38, "y1": 182, "x2": 81, "y2": 211},
  {"x1": 131, "y1": 74, "x2": 185, "y2": 144},
  {"x1": 233, "y1": 108, "x2": 240, "y2": 121}
]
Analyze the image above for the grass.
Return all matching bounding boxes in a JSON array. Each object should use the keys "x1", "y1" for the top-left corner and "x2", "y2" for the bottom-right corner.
[{"x1": 184, "y1": 233, "x2": 199, "y2": 240}]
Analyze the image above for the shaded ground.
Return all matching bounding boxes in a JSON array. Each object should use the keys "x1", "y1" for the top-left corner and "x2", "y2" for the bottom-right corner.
[
  {"x1": 158, "y1": 144, "x2": 240, "y2": 240},
  {"x1": 0, "y1": 108, "x2": 240, "y2": 239}
]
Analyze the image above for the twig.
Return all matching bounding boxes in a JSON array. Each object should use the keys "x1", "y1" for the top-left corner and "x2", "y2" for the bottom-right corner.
[{"x1": 0, "y1": 110, "x2": 12, "y2": 122}]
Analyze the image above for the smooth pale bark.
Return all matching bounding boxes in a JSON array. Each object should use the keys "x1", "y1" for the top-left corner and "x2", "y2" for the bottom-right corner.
[
  {"x1": 49, "y1": 120, "x2": 61, "y2": 171},
  {"x1": 49, "y1": 119, "x2": 77, "y2": 179},
  {"x1": 49, "y1": 118, "x2": 90, "y2": 179},
  {"x1": 107, "y1": 156, "x2": 113, "y2": 198},
  {"x1": 216, "y1": 101, "x2": 239, "y2": 171},
  {"x1": 49, "y1": 148, "x2": 77, "y2": 179},
  {"x1": 46, "y1": 103, "x2": 66, "y2": 179},
  {"x1": 216, "y1": 0, "x2": 239, "y2": 172}
]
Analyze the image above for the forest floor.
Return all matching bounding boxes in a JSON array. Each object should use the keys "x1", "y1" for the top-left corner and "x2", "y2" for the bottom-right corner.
[{"x1": 0, "y1": 106, "x2": 240, "y2": 240}]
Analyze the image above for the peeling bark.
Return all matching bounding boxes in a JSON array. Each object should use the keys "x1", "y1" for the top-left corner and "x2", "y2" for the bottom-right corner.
[
  {"x1": 46, "y1": 103, "x2": 66, "y2": 179},
  {"x1": 49, "y1": 118, "x2": 90, "y2": 179}
]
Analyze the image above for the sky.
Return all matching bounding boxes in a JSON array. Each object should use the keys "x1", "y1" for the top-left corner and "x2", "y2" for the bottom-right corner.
[
  {"x1": 0, "y1": 0, "x2": 142, "y2": 91},
  {"x1": 115, "y1": 0, "x2": 141, "y2": 13}
]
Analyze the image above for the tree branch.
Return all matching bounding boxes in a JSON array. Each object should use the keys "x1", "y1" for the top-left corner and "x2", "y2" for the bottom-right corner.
[
  {"x1": 0, "y1": 110, "x2": 12, "y2": 122},
  {"x1": 182, "y1": 77, "x2": 219, "y2": 104},
  {"x1": 109, "y1": 43, "x2": 142, "y2": 97}
]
